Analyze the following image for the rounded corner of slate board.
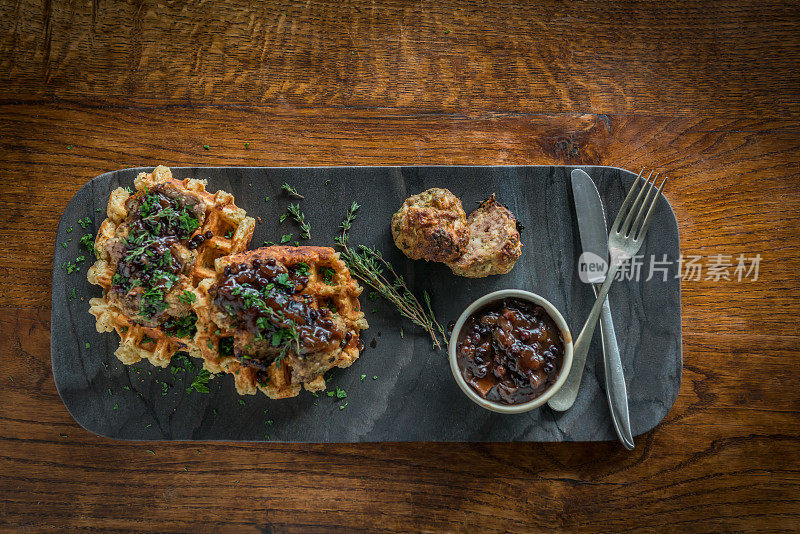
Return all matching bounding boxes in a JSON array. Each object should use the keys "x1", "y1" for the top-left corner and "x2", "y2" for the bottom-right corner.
[{"x1": 51, "y1": 165, "x2": 683, "y2": 443}]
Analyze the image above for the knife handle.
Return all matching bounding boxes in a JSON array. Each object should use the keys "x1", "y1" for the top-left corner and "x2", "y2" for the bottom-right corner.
[{"x1": 594, "y1": 284, "x2": 635, "y2": 450}]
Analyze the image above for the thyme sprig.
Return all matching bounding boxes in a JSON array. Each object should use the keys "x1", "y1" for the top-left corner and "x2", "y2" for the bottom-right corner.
[
  {"x1": 335, "y1": 202, "x2": 446, "y2": 349},
  {"x1": 287, "y1": 203, "x2": 311, "y2": 239},
  {"x1": 281, "y1": 183, "x2": 304, "y2": 199}
]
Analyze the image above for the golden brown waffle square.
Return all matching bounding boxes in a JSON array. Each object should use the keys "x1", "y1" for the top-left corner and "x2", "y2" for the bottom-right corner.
[
  {"x1": 193, "y1": 246, "x2": 369, "y2": 399},
  {"x1": 88, "y1": 165, "x2": 255, "y2": 368}
]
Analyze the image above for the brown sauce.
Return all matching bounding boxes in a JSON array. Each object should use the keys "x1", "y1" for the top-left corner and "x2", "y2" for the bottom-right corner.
[
  {"x1": 211, "y1": 259, "x2": 344, "y2": 368},
  {"x1": 456, "y1": 297, "x2": 564, "y2": 405},
  {"x1": 111, "y1": 187, "x2": 203, "y2": 323}
]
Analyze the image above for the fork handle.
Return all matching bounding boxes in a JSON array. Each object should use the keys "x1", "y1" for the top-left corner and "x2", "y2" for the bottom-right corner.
[{"x1": 547, "y1": 262, "x2": 620, "y2": 412}]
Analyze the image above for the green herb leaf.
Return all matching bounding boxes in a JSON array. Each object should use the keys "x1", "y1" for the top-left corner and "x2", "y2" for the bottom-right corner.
[
  {"x1": 281, "y1": 183, "x2": 304, "y2": 199},
  {"x1": 186, "y1": 369, "x2": 212, "y2": 394}
]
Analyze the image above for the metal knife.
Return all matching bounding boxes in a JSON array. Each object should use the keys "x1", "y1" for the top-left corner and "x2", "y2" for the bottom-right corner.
[{"x1": 548, "y1": 169, "x2": 634, "y2": 450}]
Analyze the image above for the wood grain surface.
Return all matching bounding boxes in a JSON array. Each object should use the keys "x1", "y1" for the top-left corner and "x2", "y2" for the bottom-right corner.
[{"x1": 1, "y1": 0, "x2": 798, "y2": 531}]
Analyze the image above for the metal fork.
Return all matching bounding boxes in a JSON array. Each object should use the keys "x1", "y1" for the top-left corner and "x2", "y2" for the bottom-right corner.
[{"x1": 548, "y1": 169, "x2": 669, "y2": 412}]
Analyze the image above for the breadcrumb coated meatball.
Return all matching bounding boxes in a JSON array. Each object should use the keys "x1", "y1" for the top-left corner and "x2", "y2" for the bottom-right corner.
[
  {"x1": 391, "y1": 188, "x2": 469, "y2": 262},
  {"x1": 446, "y1": 195, "x2": 522, "y2": 278}
]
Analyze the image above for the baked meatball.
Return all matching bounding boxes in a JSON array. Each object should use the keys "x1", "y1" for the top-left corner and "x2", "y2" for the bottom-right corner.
[
  {"x1": 446, "y1": 195, "x2": 522, "y2": 278},
  {"x1": 391, "y1": 188, "x2": 469, "y2": 262}
]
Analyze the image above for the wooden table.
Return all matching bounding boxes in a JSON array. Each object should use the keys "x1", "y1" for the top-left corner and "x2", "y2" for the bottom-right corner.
[{"x1": 2, "y1": 1, "x2": 798, "y2": 531}]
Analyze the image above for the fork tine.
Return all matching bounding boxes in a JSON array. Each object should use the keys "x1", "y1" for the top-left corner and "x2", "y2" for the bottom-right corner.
[
  {"x1": 610, "y1": 168, "x2": 645, "y2": 234},
  {"x1": 627, "y1": 173, "x2": 658, "y2": 237},
  {"x1": 635, "y1": 174, "x2": 669, "y2": 241},
  {"x1": 619, "y1": 170, "x2": 653, "y2": 236}
]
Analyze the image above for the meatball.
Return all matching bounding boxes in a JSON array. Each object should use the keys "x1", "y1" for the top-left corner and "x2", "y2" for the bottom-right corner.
[
  {"x1": 391, "y1": 188, "x2": 469, "y2": 262},
  {"x1": 446, "y1": 195, "x2": 522, "y2": 278}
]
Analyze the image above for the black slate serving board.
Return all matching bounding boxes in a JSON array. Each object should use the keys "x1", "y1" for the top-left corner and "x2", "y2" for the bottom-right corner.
[{"x1": 52, "y1": 166, "x2": 682, "y2": 442}]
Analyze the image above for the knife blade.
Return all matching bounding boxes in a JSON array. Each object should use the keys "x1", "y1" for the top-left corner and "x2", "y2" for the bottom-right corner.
[{"x1": 548, "y1": 169, "x2": 634, "y2": 449}]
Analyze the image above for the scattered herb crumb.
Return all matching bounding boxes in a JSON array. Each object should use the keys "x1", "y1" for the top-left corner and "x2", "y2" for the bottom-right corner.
[
  {"x1": 113, "y1": 403, "x2": 118, "y2": 410},
  {"x1": 85, "y1": 342, "x2": 90, "y2": 349},
  {"x1": 147, "y1": 449, "x2": 155, "y2": 455},
  {"x1": 245, "y1": 142, "x2": 250, "y2": 149},
  {"x1": 67, "y1": 145, "x2": 72, "y2": 150},
  {"x1": 238, "y1": 399, "x2": 246, "y2": 406},
  {"x1": 326, "y1": 387, "x2": 347, "y2": 399},
  {"x1": 60, "y1": 434, "x2": 68, "y2": 438},
  {"x1": 264, "y1": 196, "x2": 270, "y2": 202},
  {"x1": 280, "y1": 233, "x2": 292, "y2": 244},
  {"x1": 339, "y1": 403, "x2": 348, "y2": 410},
  {"x1": 203, "y1": 144, "x2": 210, "y2": 150},
  {"x1": 373, "y1": 376, "x2": 377, "y2": 380},
  {"x1": 360, "y1": 374, "x2": 366, "y2": 381}
]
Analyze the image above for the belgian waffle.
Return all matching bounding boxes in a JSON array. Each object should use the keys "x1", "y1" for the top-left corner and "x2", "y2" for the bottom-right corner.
[
  {"x1": 88, "y1": 165, "x2": 255, "y2": 367},
  {"x1": 193, "y1": 246, "x2": 369, "y2": 398}
]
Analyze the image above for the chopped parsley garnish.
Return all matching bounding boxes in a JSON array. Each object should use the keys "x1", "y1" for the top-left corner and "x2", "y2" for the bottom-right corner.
[
  {"x1": 164, "y1": 312, "x2": 197, "y2": 339},
  {"x1": 79, "y1": 233, "x2": 96, "y2": 254},
  {"x1": 186, "y1": 369, "x2": 213, "y2": 393},
  {"x1": 178, "y1": 290, "x2": 196, "y2": 304},
  {"x1": 326, "y1": 387, "x2": 347, "y2": 399},
  {"x1": 203, "y1": 144, "x2": 210, "y2": 150},
  {"x1": 294, "y1": 262, "x2": 309, "y2": 276},
  {"x1": 280, "y1": 234, "x2": 292, "y2": 244},
  {"x1": 321, "y1": 267, "x2": 336, "y2": 285}
]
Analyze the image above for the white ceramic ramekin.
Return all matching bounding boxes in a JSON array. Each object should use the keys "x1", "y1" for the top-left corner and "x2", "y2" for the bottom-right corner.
[{"x1": 448, "y1": 289, "x2": 574, "y2": 414}]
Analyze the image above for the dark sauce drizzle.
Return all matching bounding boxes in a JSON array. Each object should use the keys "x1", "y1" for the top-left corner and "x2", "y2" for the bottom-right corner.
[
  {"x1": 211, "y1": 259, "x2": 345, "y2": 370},
  {"x1": 111, "y1": 186, "x2": 202, "y2": 331}
]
